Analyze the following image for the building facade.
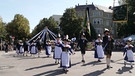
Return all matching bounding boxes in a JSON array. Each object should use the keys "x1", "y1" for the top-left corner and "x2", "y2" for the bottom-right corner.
[
  {"x1": 75, "y1": 4, "x2": 117, "y2": 37},
  {"x1": 51, "y1": 15, "x2": 62, "y2": 24}
]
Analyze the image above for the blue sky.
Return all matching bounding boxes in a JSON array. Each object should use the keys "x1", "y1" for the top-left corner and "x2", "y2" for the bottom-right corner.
[{"x1": 0, "y1": 0, "x2": 118, "y2": 32}]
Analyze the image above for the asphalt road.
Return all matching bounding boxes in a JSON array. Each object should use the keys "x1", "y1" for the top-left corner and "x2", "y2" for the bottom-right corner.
[{"x1": 0, "y1": 50, "x2": 135, "y2": 76}]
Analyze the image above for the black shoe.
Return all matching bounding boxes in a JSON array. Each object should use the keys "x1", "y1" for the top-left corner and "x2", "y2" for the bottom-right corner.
[
  {"x1": 107, "y1": 65, "x2": 110, "y2": 69},
  {"x1": 98, "y1": 60, "x2": 101, "y2": 62},
  {"x1": 131, "y1": 65, "x2": 133, "y2": 68},
  {"x1": 65, "y1": 69, "x2": 69, "y2": 72},
  {"x1": 55, "y1": 61, "x2": 57, "y2": 64},
  {"x1": 110, "y1": 66, "x2": 113, "y2": 68},
  {"x1": 107, "y1": 65, "x2": 112, "y2": 69},
  {"x1": 64, "y1": 69, "x2": 68, "y2": 74},
  {"x1": 124, "y1": 62, "x2": 126, "y2": 67},
  {"x1": 82, "y1": 60, "x2": 85, "y2": 63}
]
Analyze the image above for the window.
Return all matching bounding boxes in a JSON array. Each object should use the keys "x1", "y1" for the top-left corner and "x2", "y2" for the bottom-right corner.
[
  {"x1": 93, "y1": 18, "x2": 103, "y2": 25},
  {"x1": 106, "y1": 20, "x2": 110, "y2": 26},
  {"x1": 93, "y1": 11, "x2": 100, "y2": 17}
]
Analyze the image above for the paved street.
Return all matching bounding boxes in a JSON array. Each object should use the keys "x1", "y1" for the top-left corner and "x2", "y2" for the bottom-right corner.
[{"x1": 0, "y1": 50, "x2": 135, "y2": 76}]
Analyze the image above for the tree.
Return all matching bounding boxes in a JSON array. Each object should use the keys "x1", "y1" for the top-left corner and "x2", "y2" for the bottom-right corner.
[
  {"x1": 117, "y1": 0, "x2": 135, "y2": 38},
  {"x1": 0, "y1": 17, "x2": 7, "y2": 40},
  {"x1": 6, "y1": 14, "x2": 30, "y2": 40},
  {"x1": 127, "y1": 0, "x2": 135, "y2": 34},
  {"x1": 31, "y1": 17, "x2": 58, "y2": 36},
  {"x1": 60, "y1": 8, "x2": 83, "y2": 39}
]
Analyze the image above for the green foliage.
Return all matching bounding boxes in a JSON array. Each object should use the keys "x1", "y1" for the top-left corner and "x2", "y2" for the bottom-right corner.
[
  {"x1": 117, "y1": 23, "x2": 127, "y2": 38},
  {"x1": 31, "y1": 17, "x2": 58, "y2": 36},
  {"x1": 117, "y1": 0, "x2": 135, "y2": 38},
  {"x1": 60, "y1": 8, "x2": 83, "y2": 38},
  {"x1": 0, "y1": 18, "x2": 7, "y2": 39},
  {"x1": 6, "y1": 14, "x2": 30, "y2": 40}
]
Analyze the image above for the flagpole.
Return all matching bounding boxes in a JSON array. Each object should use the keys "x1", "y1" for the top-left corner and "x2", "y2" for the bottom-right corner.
[
  {"x1": 110, "y1": 0, "x2": 115, "y2": 34},
  {"x1": 113, "y1": 0, "x2": 115, "y2": 7}
]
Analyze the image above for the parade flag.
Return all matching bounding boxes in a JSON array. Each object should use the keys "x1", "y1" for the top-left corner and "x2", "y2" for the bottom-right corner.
[{"x1": 83, "y1": 7, "x2": 91, "y2": 36}]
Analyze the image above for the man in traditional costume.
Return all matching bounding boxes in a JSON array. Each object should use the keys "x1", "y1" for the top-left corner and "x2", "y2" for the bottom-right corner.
[
  {"x1": 70, "y1": 36, "x2": 77, "y2": 54},
  {"x1": 23, "y1": 38, "x2": 30, "y2": 56},
  {"x1": 103, "y1": 28, "x2": 114, "y2": 69},
  {"x1": 36, "y1": 38, "x2": 42, "y2": 57},
  {"x1": 77, "y1": 33, "x2": 88, "y2": 63}
]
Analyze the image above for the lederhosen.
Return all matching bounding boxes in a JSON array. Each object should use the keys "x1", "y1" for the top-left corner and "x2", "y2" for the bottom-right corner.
[
  {"x1": 103, "y1": 36, "x2": 114, "y2": 56},
  {"x1": 78, "y1": 38, "x2": 88, "y2": 54}
]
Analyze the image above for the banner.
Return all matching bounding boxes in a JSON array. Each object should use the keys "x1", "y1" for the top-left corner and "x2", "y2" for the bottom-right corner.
[
  {"x1": 83, "y1": 7, "x2": 91, "y2": 36},
  {"x1": 113, "y1": 4, "x2": 128, "y2": 22}
]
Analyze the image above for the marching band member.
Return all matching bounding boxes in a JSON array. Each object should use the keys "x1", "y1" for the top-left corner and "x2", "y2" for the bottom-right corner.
[
  {"x1": 94, "y1": 34, "x2": 104, "y2": 62},
  {"x1": 123, "y1": 37, "x2": 134, "y2": 68}
]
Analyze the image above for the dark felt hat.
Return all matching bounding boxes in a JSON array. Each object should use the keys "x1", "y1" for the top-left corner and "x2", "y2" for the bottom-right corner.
[{"x1": 56, "y1": 33, "x2": 61, "y2": 38}]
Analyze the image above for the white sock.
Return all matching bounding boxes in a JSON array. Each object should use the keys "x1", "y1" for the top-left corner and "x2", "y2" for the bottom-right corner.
[
  {"x1": 106, "y1": 58, "x2": 110, "y2": 66},
  {"x1": 82, "y1": 54, "x2": 84, "y2": 60},
  {"x1": 108, "y1": 58, "x2": 110, "y2": 66},
  {"x1": 131, "y1": 62, "x2": 133, "y2": 66}
]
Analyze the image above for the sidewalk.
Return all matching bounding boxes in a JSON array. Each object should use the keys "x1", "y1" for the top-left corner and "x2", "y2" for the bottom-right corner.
[{"x1": 0, "y1": 50, "x2": 135, "y2": 76}]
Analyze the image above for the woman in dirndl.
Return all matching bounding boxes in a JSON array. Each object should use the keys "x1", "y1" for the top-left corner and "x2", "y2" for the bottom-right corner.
[
  {"x1": 16, "y1": 40, "x2": 24, "y2": 55},
  {"x1": 60, "y1": 38, "x2": 73, "y2": 73},
  {"x1": 94, "y1": 34, "x2": 104, "y2": 62},
  {"x1": 30, "y1": 40, "x2": 38, "y2": 56},
  {"x1": 45, "y1": 40, "x2": 52, "y2": 57},
  {"x1": 123, "y1": 37, "x2": 134, "y2": 68},
  {"x1": 53, "y1": 34, "x2": 62, "y2": 64}
]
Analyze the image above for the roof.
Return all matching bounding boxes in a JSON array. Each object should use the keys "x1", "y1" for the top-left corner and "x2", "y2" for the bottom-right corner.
[
  {"x1": 94, "y1": 5, "x2": 113, "y2": 13},
  {"x1": 75, "y1": 4, "x2": 112, "y2": 13}
]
